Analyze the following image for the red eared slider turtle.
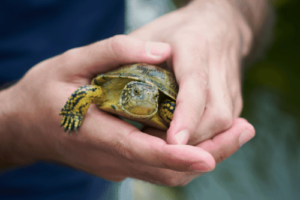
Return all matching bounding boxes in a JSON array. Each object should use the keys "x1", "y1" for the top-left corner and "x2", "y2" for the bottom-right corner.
[{"x1": 60, "y1": 63, "x2": 178, "y2": 132}]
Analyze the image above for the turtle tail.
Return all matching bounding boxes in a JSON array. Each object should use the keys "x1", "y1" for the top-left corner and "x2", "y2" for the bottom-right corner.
[
  {"x1": 59, "y1": 85, "x2": 105, "y2": 133},
  {"x1": 159, "y1": 99, "x2": 176, "y2": 124}
]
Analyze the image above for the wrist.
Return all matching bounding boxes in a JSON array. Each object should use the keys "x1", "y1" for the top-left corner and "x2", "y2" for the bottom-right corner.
[
  {"x1": 0, "y1": 87, "x2": 35, "y2": 169},
  {"x1": 0, "y1": 88, "x2": 18, "y2": 168},
  {"x1": 183, "y1": 0, "x2": 254, "y2": 57},
  {"x1": 226, "y1": 0, "x2": 274, "y2": 66},
  {"x1": 226, "y1": 0, "x2": 270, "y2": 34}
]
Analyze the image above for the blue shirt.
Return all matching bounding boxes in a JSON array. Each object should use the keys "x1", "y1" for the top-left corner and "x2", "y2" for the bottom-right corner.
[{"x1": 0, "y1": 0, "x2": 125, "y2": 199}]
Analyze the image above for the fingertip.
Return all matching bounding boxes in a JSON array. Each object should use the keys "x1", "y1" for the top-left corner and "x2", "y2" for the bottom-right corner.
[
  {"x1": 190, "y1": 157, "x2": 215, "y2": 172},
  {"x1": 201, "y1": 150, "x2": 216, "y2": 171},
  {"x1": 245, "y1": 122, "x2": 255, "y2": 134},
  {"x1": 166, "y1": 73, "x2": 207, "y2": 144},
  {"x1": 233, "y1": 118, "x2": 255, "y2": 136},
  {"x1": 166, "y1": 101, "x2": 199, "y2": 145},
  {"x1": 237, "y1": 119, "x2": 255, "y2": 147},
  {"x1": 238, "y1": 128, "x2": 255, "y2": 147}
]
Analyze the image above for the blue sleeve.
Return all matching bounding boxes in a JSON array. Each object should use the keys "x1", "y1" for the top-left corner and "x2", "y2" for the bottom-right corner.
[
  {"x1": 0, "y1": 0, "x2": 125, "y2": 84},
  {"x1": 0, "y1": 0, "x2": 125, "y2": 199}
]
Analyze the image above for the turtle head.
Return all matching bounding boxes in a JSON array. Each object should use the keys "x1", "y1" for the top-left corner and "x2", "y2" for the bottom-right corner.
[{"x1": 119, "y1": 81, "x2": 159, "y2": 117}]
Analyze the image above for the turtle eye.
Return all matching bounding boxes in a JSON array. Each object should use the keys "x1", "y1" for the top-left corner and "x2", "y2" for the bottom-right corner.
[
  {"x1": 154, "y1": 94, "x2": 159, "y2": 98},
  {"x1": 133, "y1": 88, "x2": 140, "y2": 96}
]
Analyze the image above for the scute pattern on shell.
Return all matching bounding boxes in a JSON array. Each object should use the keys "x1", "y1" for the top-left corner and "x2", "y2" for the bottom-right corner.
[{"x1": 93, "y1": 63, "x2": 178, "y2": 100}]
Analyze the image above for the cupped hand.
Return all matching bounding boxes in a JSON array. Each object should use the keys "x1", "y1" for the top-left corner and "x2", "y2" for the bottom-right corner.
[
  {"x1": 0, "y1": 35, "x2": 253, "y2": 185},
  {"x1": 129, "y1": 0, "x2": 253, "y2": 145},
  {"x1": 142, "y1": 118, "x2": 254, "y2": 186}
]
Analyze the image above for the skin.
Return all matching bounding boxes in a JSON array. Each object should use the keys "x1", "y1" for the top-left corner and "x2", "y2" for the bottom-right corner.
[
  {"x1": 0, "y1": 0, "x2": 268, "y2": 186},
  {"x1": 130, "y1": 0, "x2": 270, "y2": 145}
]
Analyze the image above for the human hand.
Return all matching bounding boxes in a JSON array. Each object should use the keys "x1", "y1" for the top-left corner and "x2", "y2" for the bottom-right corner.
[
  {"x1": 139, "y1": 118, "x2": 255, "y2": 186},
  {"x1": 0, "y1": 35, "x2": 253, "y2": 184},
  {"x1": 129, "y1": 0, "x2": 253, "y2": 145}
]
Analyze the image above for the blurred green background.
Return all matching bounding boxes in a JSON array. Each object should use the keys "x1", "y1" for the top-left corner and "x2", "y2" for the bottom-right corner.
[
  {"x1": 243, "y1": 0, "x2": 300, "y2": 124},
  {"x1": 116, "y1": 1, "x2": 300, "y2": 199}
]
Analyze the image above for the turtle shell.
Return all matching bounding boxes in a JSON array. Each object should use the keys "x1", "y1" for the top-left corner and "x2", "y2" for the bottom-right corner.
[{"x1": 92, "y1": 63, "x2": 178, "y2": 99}]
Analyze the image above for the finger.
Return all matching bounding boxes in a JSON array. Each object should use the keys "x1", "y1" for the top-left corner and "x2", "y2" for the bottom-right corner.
[
  {"x1": 189, "y1": 68, "x2": 233, "y2": 144},
  {"x1": 123, "y1": 162, "x2": 196, "y2": 186},
  {"x1": 166, "y1": 39, "x2": 209, "y2": 145},
  {"x1": 233, "y1": 92, "x2": 243, "y2": 117},
  {"x1": 130, "y1": 118, "x2": 254, "y2": 186},
  {"x1": 57, "y1": 35, "x2": 171, "y2": 77},
  {"x1": 190, "y1": 46, "x2": 242, "y2": 144},
  {"x1": 197, "y1": 118, "x2": 255, "y2": 164},
  {"x1": 80, "y1": 107, "x2": 216, "y2": 173}
]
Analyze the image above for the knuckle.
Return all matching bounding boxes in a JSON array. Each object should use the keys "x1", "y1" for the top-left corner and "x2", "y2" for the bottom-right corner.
[
  {"x1": 62, "y1": 47, "x2": 82, "y2": 61},
  {"x1": 192, "y1": 70, "x2": 209, "y2": 91},
  {"x1": 106, "y1": 35, "x2": 129, "y2": 62},
  {"x1": 212, "y1": 109, "x2": 233, "y2": 131},
  {"x1": 120, "y1": 147, "x2": 134, "y2": 163},
  {"x1": 112, "y1": 139, "x2": 135, "y2": 163},
  {"x1": 217, "y1": 113, "x2": 232, "y2": 130},
  {"x1": 109, "y1": 35, "x2": 127, "y2": 54},
  {"x1": 58, "y1": 47, "x2": 84, "y2": 68}
]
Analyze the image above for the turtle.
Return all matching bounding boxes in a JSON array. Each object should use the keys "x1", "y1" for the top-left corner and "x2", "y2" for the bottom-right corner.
[{"x1": 59, "y1": 63, "x2": 178, "y2": 133}]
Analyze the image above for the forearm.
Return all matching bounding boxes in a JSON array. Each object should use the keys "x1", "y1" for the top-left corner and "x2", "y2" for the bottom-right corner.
[
  {"x1": 228, "y1": 0, "x2": 270, "y2": 34},
  {"x1": 229, "y1": 0, "x2": 274, "y2": 64},
  {"x1": 176, "y1": 0, "x2": 271, "y2": 36},
  {"x1": 0, "y1": 88, "x2": 17, "y2": 170},
  {"x1": 0, "y1": 86, "x2": 32, "y2": 170},
  {"x1": 1, "y1": 76, "x2": 63, "y2": 172},
  {"x1": 189, "y1": 0, "x2": 274, "y2": 64}
]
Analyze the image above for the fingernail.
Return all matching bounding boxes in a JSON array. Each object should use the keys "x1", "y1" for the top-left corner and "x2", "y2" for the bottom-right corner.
[
  {"x1": 190, "y1": 162, "x2": 211, "y2": 172},
  {"x1": 175, "y1": 130, "x2": 189, "y2": 144},
  {"x1": 239, "y1": 129, "x2": 255, "y2": 147},
  {"x1": 145, "y1": 41, "x2": 169, "y2": 58}
]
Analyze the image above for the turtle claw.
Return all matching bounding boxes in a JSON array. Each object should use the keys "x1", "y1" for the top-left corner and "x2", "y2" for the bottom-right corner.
[
  {"x1": 61, "y1": 116, "x2": 66, "y2": 127},
  {"x1": 68, "y1": 123, "x2": 73, "y2": 134},
  {"x1": 64, "y1": 126, "x2": 68, "y2": 132},
  {"x1": 60, "y1": 113, "x2": 83, "y2": 133}
]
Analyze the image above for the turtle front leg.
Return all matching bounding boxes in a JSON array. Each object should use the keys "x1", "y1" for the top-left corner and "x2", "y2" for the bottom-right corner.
[
  {"x1": 60, "y1": 85, "x2": 105, "y2": 133},
  {"x1": 159, "y1": 99, "x2": 176, "y2": 124}
]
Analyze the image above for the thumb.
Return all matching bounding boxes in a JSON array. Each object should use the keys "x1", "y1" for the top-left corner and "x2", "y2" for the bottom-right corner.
[{"x1": 58, "y1": 35, "x2": 171, "y2": 78}]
